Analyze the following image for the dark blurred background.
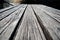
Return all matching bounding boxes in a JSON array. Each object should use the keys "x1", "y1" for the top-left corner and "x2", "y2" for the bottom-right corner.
[
  {"x1": 22, "y1": 0, "x2": 60, "y2": 10},
  {"x1": 0, "y1": 0, "x2": 60, "y2": 10}
]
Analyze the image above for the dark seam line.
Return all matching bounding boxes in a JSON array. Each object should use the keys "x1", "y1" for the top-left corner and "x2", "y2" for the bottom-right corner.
[
  {"x1": 9, "y1": 5, "x2": 28, "y2": 40},
  {"x1": 31, "y1": 6, "x2": 53, "y2": 40}
]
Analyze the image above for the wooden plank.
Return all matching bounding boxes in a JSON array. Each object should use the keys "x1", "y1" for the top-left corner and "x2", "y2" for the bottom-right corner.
[
  {"x1": 33, "y1": 5, "x2": 60, "y2": 22},
  {"x1": 34, "y1": 4, "x2": 60, "y2": 13},
  {"x1": 0, "y1": 5, "x2": 16, "y2": 13},
  {"x1": 0, "y1": 4, "x2": 24, "y2": 21},
  {"x1": 0, "y1": 5, "x2": 27, "y2": 40},
  {"x1": 0, "y1": 5, "x2": 27, "y2": 33},
  {"x1": 14, "y1": 5, "x2": 46, "y2": 40},
  {"x1": 41, "y1": 10, "x2": 60, "y2": 23},
  {"x1": 32, "y1": 5, "x2": 60, "y2": 40}
]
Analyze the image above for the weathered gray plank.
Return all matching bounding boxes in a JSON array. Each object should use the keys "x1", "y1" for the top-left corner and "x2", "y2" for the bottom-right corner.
[
  {"x1": 0, "y1": 4, "x2": 24, "y2": 21},
  {"x1": 32, "y1": 5, "x2": 60, "y2": 40},
  {"x1": 0, "y1": 5, "x2": 27, "y2": 33},
  {"x1": 14, "y1": 5, "x2": 46, "y2": 40},
  {"x1": 0, "y1": 5, "x2": 27, "y2": 40},
  {"x1": 0, "y1": 5, "x2": 17, "y2": 13},
  {"x1": 33, "y1": 5, "x2": 60, "y2": 22},
  {"x1": 35, "y1": 5, "x2": 60, "y2": 14},
  {"x1": 0, "y1": 5, "x2": 26, "y2": 33}
]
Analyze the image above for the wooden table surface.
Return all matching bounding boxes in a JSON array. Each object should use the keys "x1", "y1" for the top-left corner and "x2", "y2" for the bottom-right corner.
[{"x1": 0, "y1": 4, "x2": 60, "y2": 40}]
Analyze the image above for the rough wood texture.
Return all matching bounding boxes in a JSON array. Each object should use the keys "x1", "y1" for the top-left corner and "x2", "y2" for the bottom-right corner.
[
  {"x1": 32, "y1": 5, "x2": 60, "y2": 40},
  {"x1": 0, "y1": 5, "x2": 27, "y2": 40},
  {"x1": 0, "y1": 4, "x2": 60, "y2": 40},
  {"x1": 14, "y1": 5, "x2": 46, "y2": 40}
]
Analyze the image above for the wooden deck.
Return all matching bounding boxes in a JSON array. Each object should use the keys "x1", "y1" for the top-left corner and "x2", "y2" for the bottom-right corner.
[{"x1": 0, "y1": 4, "x2": 60, "y2": 40}]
